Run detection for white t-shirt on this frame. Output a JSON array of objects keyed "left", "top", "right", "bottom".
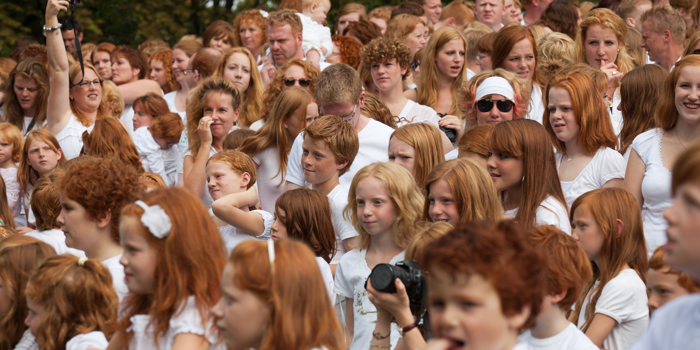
[
  {"left": 445, "top": 148, "right": 459, "bottom": 160},
  {"left": 396, "top": 100, "right": 441, "bottom": 128},
  {"left": 520, "top": 323, "right": 598, "bottom": 350},
  {"left": 298, "top": 13, "right": 333, "bottom": 59},
  {"left": 65, "top": 331, "right": 108, "bottom": 350},
  {"left": 0, "top": 108, "right": 45, "bottom": 135},
  {"left": 504, "top": 196, "right": 571, "bottom": 234},
  {"left": 179, "top": 147, "right": 217, "bottom": 209},
  {"left": 526, "top": 84, "right": 545, "bottom": 125},
  {"left": 102, "top": 254, "right": 129, "bottom": 303},
  {"left": 466, "top": 68, "right": 476, "bottom": 81},
  {"left": 556, "top": 147, "right": 626, "bottom": 209},
  {"left": 133, "top": 126, "right": 168, "bottom": 184},
  {"left": 163, "top": 91, "right": 188, "bottom": 154},
  {"left": 120, "top": 105, "right": 134, "bottom": 136},
  {"left": 252, "top": 146, "right": 285, "bottom": 213},
  {"left": 629, "top": 294, "right": 700, "bottom": 350},
  {"left": 162, "top": 146, "right": 180, "bottom": 187},
  {"left": 576, "top": 269, "right": 649, "bottom": 350},
  {"left": 54, "top": 115, "right": 89, "bottom": 160},
  {"left": 14, "top": 329, "right": 38, "bottom": 350},
  {"left": 128, "top": 295, "right": 226, "bottom": 350},
  {"left": 217, "top": 209, "right": 273, "bottom": 254},
  {"left": 334, "top": 249, "right": 405, "bottom": 350},
  {"left": 286, "top": 119, "right": 394, "bottom": 187},
  {"left": 25, "top": 229, "right": 86, "bottom": 257},
  {"left": 316, "top": 256, "right": 335, "bottom": 304},
  {"left": 327, "top": 184, "right": 359, "bottom": 265}
]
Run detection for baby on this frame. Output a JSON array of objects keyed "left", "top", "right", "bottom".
[{"left": 298, "top": 0, "right": 333, "bottom": 68}]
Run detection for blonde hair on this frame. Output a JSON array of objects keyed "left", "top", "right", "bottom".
[
  {"left": 390, "top": 123, "right": 445, "bottom": 188},
  {"left": 214, "top": 47, "right": 264, "bottom": 128},
  {"left": 385, "top": 14, "right": 424, "bottom": 42},
  {"left": 0, "top": 123, "right": 24, "bottom": 163},
  {"left": 640, "top": 4, "right": 686, "bottom": 45},
  {"left": 537, "top": 32, "right": 576, "bottom": 78},
  {"left": 100, "top": 80, "right": 124, "bottom": 118},
  {"left": 576, "top": 8, "right": 635, "bottom": 74},
  {"left": 405, "top": 221, "right": 453, "bottom": 262}
]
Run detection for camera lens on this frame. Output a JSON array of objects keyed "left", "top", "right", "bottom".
[{"left": 370, "top": 264, "right": 397, "bottom": 293}]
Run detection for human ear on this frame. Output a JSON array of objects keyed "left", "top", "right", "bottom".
[
  {"left": 507, "top": 304, "right": 531, "bottom": 330},
  {"left": 336, "top": 160, "right": 349, "bottom": 171},
  {"left": 310, "top": 3, "right": 318, "bottom": 12},
  {"left": 625, "top": 18, "right": 635, "bottom": 28},
  {"left": 616, "top": 218, "right": 624, "bottom": 238},
  {"left": 240, "top": 172, "right": 251, "bottom": 188},
  {"left": 96, "top": 209, "right": 112, "bottom": 229},
  {"left": 551, "top": 290, "right": 567, "bottom": 304}
]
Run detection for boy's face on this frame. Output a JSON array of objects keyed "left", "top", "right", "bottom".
[
  {"left": 206, "top": 161, "right": 249, "bottom": 200},
  {"left": 663, "top": 182, "right": 700, "bottom": 280},
  {"left": 646, "top": 267, "right": 690, "bottom": 314},
  {"left": 301, "top": 137, "right": 345, "bottom": 186}
]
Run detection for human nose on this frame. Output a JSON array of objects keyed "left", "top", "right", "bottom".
[
  {"left": 647, "top": 292, "right": 660, "bottom": 310},
  {"left": 571, "top": 230, "right": 580, "bottom": 241},
  {"left": 486, "top": 154, "right": 497, "bottom": 170},
  {"left": 56, "top": 208, "right": 66, "bottom": 226},
  {"left": 119, "top": 254, "right": 128, "bottom": 267},
  {"left": 597, "top": 45, "right": 605, "bottom": 56},
  {"left": 211, "top": 298, "right": 223, "bottom": 318}
]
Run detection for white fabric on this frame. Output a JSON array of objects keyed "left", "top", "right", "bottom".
[
  {"left": 65, "top": 331, "right": 108, "bottom": 350},
  {"left": 526, "top": 84, "right": 545, "bottom": 125},
  {"left": 249, "top": 119, "right": 264, "bottom": 131},
  {"left": 54, "top": 115, "right": 88, "bottom": 160},
  {"left": 556, "top": 147, "right": 626, "bottom": 209},
  {"left": 0, "top": 109, "right": 45, "bottom": 136},
  {"left": 327, "top": 184, "right": 359, "bottom": 265},
  {"left": 120, "top": 105, "right": 134, "bottom": 136},
  {"left": 286, "top": 119, "right": 394, "bottom": 187},
  {"left": 396, "top": 100, "right": 441, "bottom": 127},
  {"left": 13, "top": 329, "right": 38, "bottom": 350},
  {"left": 161, "top": 146, "right": 180, "bottom": 187},
  {"left": 128, "top": 295, "right": 226, "bottom": 350},
  {"left": 218, "top": 209, "right": 273, "bottom": 254},
  {"left": 102, "top": 254, "right": 129, "bottom": 303},
  {"left": 466, "top": 68, "right": 476, "bottom": 81},
  {"left": 631, "top": 129, "right": 672, "bottom": 256},
  {"left": 629, "top": 294, "right": 700, "bottom": 350},
  {"left": 252, "top": 147, "right": 285, "bottom": 213},
  {"left": 475, "top": 76, "right": 515, "bottom": 100},
  {"left": 25, "top": 229, "right": 86, "bottom": 257},
  {"left": 0, "top": 167, "right": 22, "bottom": 225},
  {"left": 179, "top": 147, "right": 217, "bottom": 209},
  {"left": 609, "top": 87, "right": 623, "bottom": 137},
  {"left": 22, "top": 184, "right": 34, "bottom": 227},
  {"left": 334, "top": 249, "right": 404, "bottom": 350},
  {"left": 445, "top": 148, "right": 459, "bottom": 160},
  {"left": 520, "top": 323, "right": 598, "bottom": 350},
  {"left": 298, "top": 13, "right": 333, "bottom": 59},
  {"left": 316, "top": 256, "right": 336, "bottom": 304},
  {"left": 504, "top": 196, "right": 571, "bottom": 234},
  {"left": 576, "top": 269, "right": 649, "bottom": 350},
  {"left": 163, "top": 91, "right": 188, "bottom": 154},
  {"left": 133, "top": 127, "right": 168, "bottom": 184}
]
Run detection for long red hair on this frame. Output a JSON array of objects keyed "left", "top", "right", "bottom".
[
  {"left": 82, "top": 118, "right": 145, "bottom": 173},
  {"left": 18, "top": 129, "right": 66, "bottom": 195}
]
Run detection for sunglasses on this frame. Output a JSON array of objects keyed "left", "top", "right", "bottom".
[
  {"left": 284, "top": 78, "right": 311, "bottom": 87},
  {"left": 476, "top": 99, "right": 515, "bottom": 113},
  {"left": 411, "top": 60, "right": 420, "bottom": 71}
]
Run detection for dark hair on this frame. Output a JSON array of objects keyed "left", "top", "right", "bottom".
[
  {"left": 535, "top": 0, "right": 580, "bottom": 39},
  {"left": 391, "top": 2, "right": 425, "bottom": 18}
]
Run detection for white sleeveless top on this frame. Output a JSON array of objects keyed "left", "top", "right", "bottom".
[{"left": 54, "top": 115, "right": 89, "bottom": 160}]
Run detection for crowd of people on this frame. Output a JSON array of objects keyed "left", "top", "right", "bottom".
[{"left": 0, "top": 0, "right": 699, "bottom": 348}]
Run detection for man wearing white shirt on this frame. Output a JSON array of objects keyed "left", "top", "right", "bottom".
[
  {"left": 640, "top": 5, "right": 685, "bottom": 72},
  {"left": 475, "top": 0, "right": 505, "bottom": 32},
  {"left": 464, "top": 27, "right": 490, "bottom": 80}
]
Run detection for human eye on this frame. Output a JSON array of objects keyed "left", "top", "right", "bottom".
[
  {"left": 356, "top": 199, "right": 365, "bottom": 206},
  {"left": 498, "top": 153, "right": 509, "bottom": 159}
]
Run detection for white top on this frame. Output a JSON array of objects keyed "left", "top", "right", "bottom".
[
  {"left": 133, "top": 127, "right": 168, "bottom": 184},
  {"left": 0, "top": 108, "right": 45, "bottom": 136},
  {"left": 102, "top": 254, "right": 129, "bottom": 303},
  {"left": 128, "top": 295, "right": 225, "bottom": 350},
  {"left": 249, "top": 119, "right": 264, "bottom": 131},
  {"left": 609, "top": 87, "right": 623, "bottom": 137},
  {"left": 466, "top": 68, "right": 476, "bottom": 81},
  {"left": 120, "top": 105, "right": 134, "bottom": 136},
  {"left": 163, "top": 91, "right": 189, "bottom": 154},
  {"left": 315, "top": 256, "right": 335, "bottom": 304},
  {"left": 335, "top": 249, "right": 404, "bottom": 350},
  {"left": 504, "top": 195, "right": 571, "bottom": 234},
  {"left": 25, "top": 229, "right": 86, "bottom": 257},
  {"left": 54, "top": 115, "right": 89, "bottom": 160},
  {"left": 526, "top": 84, "right": 545, "bottom": 125},
  {"left": 297, "top": 13, "right": 333, "bottom": 59},
  {"left": 327, "top": 184, "right": 359, "bottom": 265},
  {"left": 630, "top": 129, "right": 672, "bottom": 256},
  {"left": 286, "top": 119, "right": 394, "bottom": 187},
  {"left": 22, "top": 184, "right": 34, "bottom": 227},
  {"left": 218, "top": 209, "right": 273, "bottom": 254},
  {"left": 162, "top": 146, "right": 179, "bottom": 187},
  {"left": 445, "top": 148, "right": 459, "bottom": 160},
  {"left": 0, "top": 167, "right": 22, "bottom": 224},
  {"left": 65, "top": 331, "right": 108, "bottom": 350},
  {"left": 396, "top": 100, "right": 441, "bottom": 127},
  {"left": 252, "top": 146, "right": 285, "bottom": 213},
  {"left": 179, "top": 147, "right": 217, "bottom": 208},
  {"left": 14, "top": 329, "right": 38, "bottom": 350},
  {"left": 520, "top": 323, "right": 598, "bottom": 350},
  {"left": 556, "top": 147, "right": 626, "bottom": 209},
  {"left": 576, "top": 269, "right": 649, "bottom": 350},
  {"left": 629, "top": 294, "right": 700, "bottom": 350}
]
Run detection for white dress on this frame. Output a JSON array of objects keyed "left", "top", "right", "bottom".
[
  {"left": 217, "top": 209, "right": 273, "bottom": 254},
  {"left": 25, "top": 229, "right": 86, "bottom": 257},
  {"left": 395, "top": 100, "right": 441, "bottom": 127},
  {"left": 298, "top": 13, "right": 333, "bottom": 61},
  {"left": 54, "top": 115, "right": 89, "bottom": 160},
  {"left": 65, "top": 331, "right": 109, "bottom": 350},
  {"left": 133, "top": 126, "right": 168, "bottom": 184},
  {"left": 556, "top": 147, "right": 626, "bottom": 209},
  {"left": 526, "top": 84, "right": 545, "bottom": 125},
  {"left": 629, "top": 294, "right": 700, "bottom": 350},
  {"left": 252, "top": 147, "right": 285, "bottom": 213},
  {"left": 504, "top": 195, "right": 571, "bottom": 234},
  {"left": 630, "top": 129, "right": 672, "bottom": 256},
  {"left": 0, "top": 167, "right": 22, "bottom": 225}
]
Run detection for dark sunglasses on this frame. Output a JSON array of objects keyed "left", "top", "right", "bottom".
[
  {"left": 476, "top": 99, "right": 514, "bottom": 113},
  {"left": 411, "top": 60, "right": 420, "bottom": 71},
  {"left": 284, "top": 78, "right": 311, "bottom": 87}
]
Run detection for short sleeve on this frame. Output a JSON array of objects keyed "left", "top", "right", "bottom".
[
  {"left": 536, "top": 197, "right": 571, "bottom": 235},
  {"left": 65, "top": 331, "right": 108, "bottom": 350},
  {"left": 169, "top": 296, "right": 220, "bottom": 345},
  {"left": 631, "top": 129, "right": 661, "bottom": 165},
  {"left": 251, "top": 209, "right": 274, "bottom": 240},
  {"left": 329, "top": 188, "right": 359, "bottom": 242},
  {"left": 333, "top": 251, "right": 356, "bottom": 299},
  {"left": 284, "top": 133, "right": 306, "bottom": 186},
  {"left": 134, "top": 128, "right": 167, "bottom": 180},
  {"left": 596, "top": 148, "right": 626, "bottom": 185},
  {"left": 595, "top": 271, "right": 649, "bottom": 324}
]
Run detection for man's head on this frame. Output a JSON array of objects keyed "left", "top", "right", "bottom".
[
  {"left": 302, "top": 115, "right": 359, "bottom": 184},
  {"left": 60, "top": 19, "right": 83, "bottom": 54},
  {"left": 618, "top": 0, "right": 653, "bottom": 30},
  {"left": 522, "top": 0, "right": 554, "bottom": 16},
  {"left": 435, "top": 0, "right": 476, "bottom": 30},
  {"left": 315, "top": 64, "right": 365, "bottom": 126},
  {"left": 188, "top": 48, "right": 222, "bottom": 87},
  {"left": 464, "top": 27, "right": 492, "bottom": 67},
  {"left": 409, "top": 0, "right": 443, "bottom": 23},
  {"left": 267, "top": 9, "right": 304, "bottom": 66},
  {"left": 640, "top": 5, "right": 686, "bottom": 64},
  {"left": 475, "top": 0, "right": 504, "bottom": 31}
]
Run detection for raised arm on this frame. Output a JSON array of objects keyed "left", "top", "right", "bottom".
[
  {"left": 45, "top": 0, "right": 73, "bottom": 135},
  {"left": 118, "top": 80, "right": 163, "bottom": 104},
  {"left": 210, "top": 187, "right": 266, "bottom": 236},
  {"left": 183, "top": 117, "right": 213, "bottom": 198}
]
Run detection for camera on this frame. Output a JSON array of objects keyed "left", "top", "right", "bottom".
[
  {"left": 365, "top": 260, "right": 426, "bottom": 309},
  {"left": 439, "top": 125, "right": 458, "bottom": 144}
]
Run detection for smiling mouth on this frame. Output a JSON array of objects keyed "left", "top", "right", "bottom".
[
  {"left": 489, "top": 172, "right": 501, "bottom": 178},
  {"left": 685, "top": 103, "right": 700, "bottom": 109}
]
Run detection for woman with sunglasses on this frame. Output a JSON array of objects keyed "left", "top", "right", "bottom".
[{"left": 462, "top": 69, "right": 528, "bottom": 129}]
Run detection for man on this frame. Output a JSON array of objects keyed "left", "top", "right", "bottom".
[
  {"left": 433, "top": 0, "right": 475, "bottom": 30},
  {"left": 60, "top": 19, "right": 83, "bottom": 54},
  {"left": 185, "top": 47, "right": 222, "bottom": 88},
  {"left": 618, "top": 0, "right": 653, "bottom": 31},
  {"left": 410, "top": 0, "right": 443, "bottom": 23},
  {"left": 640, "top": 5, "right": 685, "bottom": 71},
  {"left": 520, "top": 0, "right": 552, "bottom": 26},
  {"left": 463, "top": 27, "right": 491, "bottom": 79},
  {"left": 475, "top": 0, "right": 504, "bottom": 32}
]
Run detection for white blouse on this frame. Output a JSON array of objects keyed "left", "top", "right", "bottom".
[{"left": 556, "top": 147, "right": 626, "bottom": 209}]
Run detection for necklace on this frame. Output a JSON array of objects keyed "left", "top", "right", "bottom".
[
  {"left": 676, "top": 130, "right": 688, "bottom": 150},
  {"left": 566, "top": 151, "right": 584, "bottom": 161}
]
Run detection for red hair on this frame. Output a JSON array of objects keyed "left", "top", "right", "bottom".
[
  {"left": 111, "top": 45, "right": 148, "bottom": 80},
  {"left": 492, "top": 25, "right": 545, "bottom": 88},
  {"left": 133, "top": 92, "right": 171, "bottom": 118},
  {"left": 648, "top": 246, "right": 700, "bottom": 293},
  {"left": 149, "top": 112, "right": 184, "bottom": 144},
  {"left": 655, "top": 55, "right": 700, "bottom": 130},
  {"left": 18, "top": 129, "right": 66, "bottom": 195},
  {"left": 82, "top": 118, "right": 145, "bottom": 173},
  {"left": 148, "top": 50, "right": 181, "bottom": 94}
]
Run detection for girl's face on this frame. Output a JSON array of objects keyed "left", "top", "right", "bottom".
[
  {"left": 388, "top": 137, "right": 416, "bottom": 177},
  {"left": 69, "top": 68, "right": 103, "bottom": 113},
  {"left": 14, "top": 76, "right": 39, "bottom": 115},
  {"left": 571, "top": 203, "right": 606, "bottom": 263},
  {"left": 93, "top": 51, "right": 113, "bottom": 80},
  {"left": 355, "top": 176, "right": 397, "bottom": 236},
  {"left": 0, "top": 135, "right": 15, "bottom": 166},
  {"left": 27, "top": 140, "right": 62, "bottom": 176},
  {"left": 56, "top": 195, "right": 102, "bottom": 252},
  {"left": 239, "top": 21, "right": 265, "bottom": 53},
  {"left": 224, "top": 53, "right": 252, "bottom": 93},
  {"left": 674, "top": 65, "right": 700, "bottom": 125},
  {"left": 646, "top": 267, "right": 690, "bottom": 314},
  {"left": 282, "top": 65, "right": 310, "bottom": 90},
  {"left": 212, "top": 263, "right": 270, "bottom": 350},
  {"left": 206, "top": 161, "right": 247, "bottom": 200},
  {"left": 24, "top": 296, "right": 46, "bottom": 336},
  {"left": 548, "top": 86, "right": 579, "bottom": 144},
  {"left": 208, "top": 34, "right": 233, "bottom": 52},
  {"left": 584, "top": 25, "right": 619, "bottom": 69},
  {"left": 502, "top": 39, "right": 535, "bottom": 83},
  {"left": 405, "top": 23, "right": 427, "bottom": 58},
  {"left": 149, "top": 59, "right": 168, "bottom": 90},
  {"left": 436, "top": 39, "right": 466, "bottom": 81},
  {"left": 204, "top": 92, "right": 240, "bottom": 139},
  {"left": 111, "top": 56, "right": 138, "bottom": 85},
  {"left": 119, "top": 216, "right": 158, "bottom": 295},
  {"left": 371, "top": 58, "right": 406, "bottom": 92},
  {"left": 428, "top": 267, "right": 525, "bottom": 350},
  {"left": 0, "top": 276, "right": 10, "bottom": 317},
  {"left": 336, "top": 12, "right": 360, "bottom": 35},
  {"left": 284, "top": 103, "right": 318, "bottom": 141},
  {"left": 271, "top": 209, "right": 288, "bottom": 240},
  {"left": 476, "top": 94, "right": 515, "bottom": 125},
  {"left": 428, "top": 179, "right": 459, "bottom": 226},
  {"left": 370, "top": 17, "right": 388, "bottom": 35},
  {"left": 132, "top": 104, "right": 154, "bottom": 130},
  {"left": 486, "top": 149, "right": 523, "bottom": 192},
  {"left": 172, "top": 48, "right": 191, "bottom": 82}
]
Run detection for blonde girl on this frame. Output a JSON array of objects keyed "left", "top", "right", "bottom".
[
  {"left": 336, "top": 162, "right": 424, "bottom": 350},
  {"left": 389, "top": 122, "right": 445, "bottom": 188},
  {"left": 214, "top": 47, "right": 264, "bottom": 128},
  {"left": 0, "top": 123, "right": 23, "bottom": 225},
  {"left": 571, "top": 188, "right": 649, "bottom": 350}
]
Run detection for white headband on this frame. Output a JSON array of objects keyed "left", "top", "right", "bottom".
[{"left": 475, "top": 77, "right": 515, "bottom": 101}]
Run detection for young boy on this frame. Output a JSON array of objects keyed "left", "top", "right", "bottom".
[
  {"left": 647, "top": 246, "right": 700, "bottom": 314},
  {"left": 298, "top": 0, "right": 333, "bottom": 69},
  {"left": 521, "top": 226, "right": 598, "bottom": 350},
  {"left": 301, "top": 115, "right": 359, "bottom": 270}
]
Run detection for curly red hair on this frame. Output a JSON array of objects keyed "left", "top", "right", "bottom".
[{"left": 331, "top": 35, "right": 362, "bottom": 69}]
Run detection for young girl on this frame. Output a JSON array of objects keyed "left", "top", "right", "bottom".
[
  {"left": 25, "top": 254, "right": 119, "bottom": 350},
  {"left": 0, "top": 235, "right": 56, "bottom": 350},
  {"left": 239, "top": 87, "right": 318, "bottom": 212},
  {"left": 0, "top": 123, "right": 23, "bottom": 226},
  {"left": 487, "top": 119, "right": 571, "bottom": 233},
  {"left": 389, "top": 123, "right": 444, "bottom": 188},
  {"left": 209, "top": 150, "right": 273, "bottom": 254},
  {"left": 423, "top": 158, "right": 503, "bottom": 227},
  {"left": 109, "top": 187, "right": 227, "bottom": 350},
  {"left": 213, "top": 47, "right": 264, "bottom": 128},
  {"left": 571, "top": 188, "right": 649, "bottom": 350},
  {"left": 212, "top": 239, "right": 344, "bottom": 350},
  {"left": 336, "top": 162, "right": 424, "bottom": 350},
  {"left": 545, "top": 70, "right": 625, "bottom": 209},
  {"left": 132, "top": 93, "right": 170, "bottom": 131}
]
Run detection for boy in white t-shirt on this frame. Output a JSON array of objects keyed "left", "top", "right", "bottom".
[
  {"left": 301, "top": 115, "right": 360, "bottom": 272},
  {"left": 298, "top": 0, "right": 333, "bottom": 69}
]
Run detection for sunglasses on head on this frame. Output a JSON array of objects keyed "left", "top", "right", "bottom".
[
  {"left": 476, "top": 99, "right": 515, "bottom": 113},
  {"left": 283, "top": 78, "right": 311, "bottom": 87}
]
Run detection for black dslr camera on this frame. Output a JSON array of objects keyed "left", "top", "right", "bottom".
[{"left": 365, "top": 260, "right": 426, "bottom": 309}]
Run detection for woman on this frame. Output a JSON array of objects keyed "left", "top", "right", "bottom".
[
  {"left": 233, "top": 9, "right": 268, "bottom": 64},
  {"left": 91, "top": 42, "right": 115, "bottom": 80},
  {"left": 336, "top": 3, "right": 367, "bottom": 35},
  {"left": 575, "top": 8, "right": 635, "bottom": 136},
  {"left": 461, "top": 69, "right": 528, "bottom": 129},
  {"left": 0, "top": 58, "right": 49, "bottom": 135},
  {"left": 535, "top": 0, "right": 582, "bottom": 40},
  {"left": 385, "top": 14, "right": 427, "bottom": 65},
  {"left": 148, "top": 49, "right": 180, "bottom": 94},
  {"left": 82, "top": 118, "right": 145, "bottom": 173},
  {"left": 328, "top": 34, "right": 363, "bottom": 69},
  {"left": 203, "top": 20, "right": 235, "bottom": 53},
  {"left": 165, "top": 39, "right": 204, "bottom": 123},
  {"left": 624, "top": 56, "right": 700, "bottom": 257},
  {"left": 214, "top": 47, "right": 264, "bottom": 129}
]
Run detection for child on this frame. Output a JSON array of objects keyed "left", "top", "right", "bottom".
[
  {"left": 423, "top": 158, "right": 503, "bottom": 226},
  {"left": 0, "top": 123, "right": 23, "bottom": 226},
  {"left": 389, "top": 123, "right": 444, "bottom": 188},
  {"left": 647, "top": 246, "right": 700, "bottom": 314},
  {"left": 298, "top": 0, "right": 333, "bottom": 68},
  {"left": 148, "top": 112, "right": 184, "bottom": 186},
  {"left": 571, "top": 188, "right": 649, "bottom": 350},
  {"left": 82, "top": 118, "right": 145, "bottom": 173},
  {"left": 132, "top": 93, "right": 171, "bottom": 132},
  {"left": 335, "top": 162, "right": 424, "bottom": 350},
  {"left": 223, "top": 128, "right": 255, "bottom": 150},
  {"left": 521, "top": 225, "right": 598, "bottom": 350},
  {"left": 301, "top": 115, "right": 359, "bottom": 267},
  {"left": 25, "top": 255, "right": 119, "bottom": 350},
  {"left": 110, "top": 187, "right": 227, "bottom": 350},
  {"left": 138, "top": 172, "right": 167, "bottom": 192},
  {"left": 0, "top": 235, "right": 56, "bottom": 350},
  {"left": 487, "top": 119, "right": 571, "bottom": 234},
  {"left": 209, "top": 150, "right": 273, "bottom": 254}
]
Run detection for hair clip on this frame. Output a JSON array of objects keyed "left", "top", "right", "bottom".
[
  {"left": 78, "top": 257, "right": 88, "bottom": 266},
  {"left": 260, "top": 10, "right": 269, "bottom": 18},
  {"left": 134, "top": 200, "right": 172, "bottom": 239}
]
